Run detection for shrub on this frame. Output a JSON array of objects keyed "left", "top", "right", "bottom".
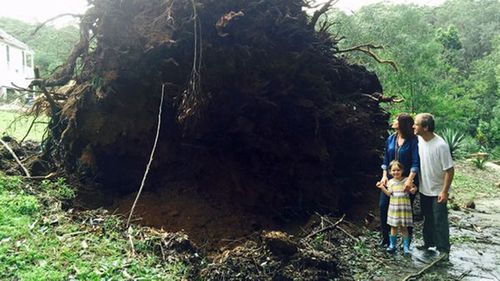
[
  {"left": 491, "top": 146, "right": 500, "bottom": 160},
  {"left": 440, "top": 128, "right": 465, "bottom": 159},
  {"left": 455, "top": 136, "right": 481, "bottom": 159},
  {"left": 471, "top": 154, "right": 488, "bottom": 169}
]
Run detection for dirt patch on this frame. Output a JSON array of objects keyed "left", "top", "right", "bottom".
[
  {"left": 111, "top": 182, "right": 287, "bottom": 250},
  {"left": 107, "top": 177, "right": 378, "bottom": 251}
]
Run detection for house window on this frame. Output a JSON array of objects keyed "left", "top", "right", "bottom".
[
  {"left": 26, "top": 53, "right": 32, "bottom": 68},
  {"left": 5, "top": 45, "right": 9, "bottom": 63},
  {"left": 22, "top": 51, "right": 25, "bottom": 69}
]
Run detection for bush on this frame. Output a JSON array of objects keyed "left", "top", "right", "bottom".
[
  {"left": 455, "top": 135, "right": 481, "bottom": 159},
  {"left": 440, "top": 128, "right": 465, "bottom": 159},
  {"left": 471, "top": 153, "right": 489, "bottom": 170},
  {"left": 491, "top": 146, "right": 500, "bottom": 160}
]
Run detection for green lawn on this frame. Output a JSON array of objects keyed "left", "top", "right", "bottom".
[
  {"left": 0, "top": 110, "right": 48, "bottom": 142},
  {"left": 0, "top": 175, "right": 189, "bottom": 280}
]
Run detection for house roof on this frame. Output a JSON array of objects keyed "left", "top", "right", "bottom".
[{"left": 0, "top": 28, "right": 32, "bottom": 51}]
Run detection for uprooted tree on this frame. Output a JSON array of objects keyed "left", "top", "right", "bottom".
[{"left": 30, "top": 0, "right": 391, "bottom": 242}]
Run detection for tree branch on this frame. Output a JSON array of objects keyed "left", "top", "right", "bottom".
[
  {"left": 337, "top": 44, "right": 398, "bottom": 71},
  {"left": 309, "top": 0, "right": 339, "bottom": 29},
  {"left": 31, "top": 13, "right": 83, "bottom": 36},
  {"left": 44, "top": 8, "right": 96, "bottom": 87},
  {"left": 30, "top": 68, "right": 60, "bottom": 115},
  {"left": 0, "top": 138, "right": 31, "bottom": 177},
  {"left": 305, "top": 214, "right": 345, "bottom": 239},
  {"left": 402, "top": 253, "right": 448, "bottom": 281}
]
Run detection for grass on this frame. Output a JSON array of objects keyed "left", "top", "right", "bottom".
[
  {"left": 0, "top": 110, "right": 48, "bottom": 142},
  {"left": 451, "top": 160, "right": 499, "bottom": 207},
  {"left": 0, "top": 157, "right": 496, "bottom": 280},
  {"left": 0, "top": 174, "right": 189, "bottom": 281}
]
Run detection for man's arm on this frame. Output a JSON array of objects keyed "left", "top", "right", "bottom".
[{"left": 438, "top": 167, "right": 454, "bottom": 203}]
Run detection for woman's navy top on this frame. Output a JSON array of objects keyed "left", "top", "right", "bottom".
[{"left": 381, "top": 133, "right": 420, "bottom": 185}]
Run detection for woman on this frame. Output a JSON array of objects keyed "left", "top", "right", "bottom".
[{"left": 379, "top": 113, "right": 419, "bottom": 247}]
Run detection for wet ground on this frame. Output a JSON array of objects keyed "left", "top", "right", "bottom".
[
  {"left": 352, "top": 197, "right": 500, "bottom": 281},
  {"left": 442, "top": 198, "right": 500, "bottom": 281}
]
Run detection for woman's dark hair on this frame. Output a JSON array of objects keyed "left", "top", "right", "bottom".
[{"left": 397, "top": 113, "right": 415, "bottom": 139}]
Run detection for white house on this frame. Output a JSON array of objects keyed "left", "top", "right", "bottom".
[{"left": 0, "top": 28, "right": 34, "bottom": 98}]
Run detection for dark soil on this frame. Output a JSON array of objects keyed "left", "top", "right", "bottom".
[{"left": 31, "top": 0, "right": 389, "bottom": 267}]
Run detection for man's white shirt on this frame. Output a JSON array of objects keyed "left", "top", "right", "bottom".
[{"left": 418, "top": 134, "right": 454, "bottom": 196}]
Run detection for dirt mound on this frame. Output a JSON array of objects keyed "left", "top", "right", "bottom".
[
  {"left": 33, "top": 0, "right": 388, "bottom": 252},
  {"left": 71, "top": 209, "right": 358, "bottom": 280},
  {"left": 0, "top": 136, "right": 47, "bottom": 176},
  {"left": 201, "top": 232, "right": 339, "bottom": 280}
]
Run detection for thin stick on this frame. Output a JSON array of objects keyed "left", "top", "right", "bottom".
[
  {"left": 401, "top": 253, "right": 448, "bottom": 281},
  {"left": 336, "top": 225, "right": 358, "bottom": 241},
  {"left": 309, "top": 0, "right": 339, "bottom": 28},
  {"left": 126, "top": 84, "right": 165, "bottom": 227},
  {"left": 306, "top": 214, "right": 345, "bottom": 239},
  {"left": 0, "top": 138, "right": 31, "bottom": 177},
  {"left": 10, "top": 83, "right": 45, "bottom": 94},
  {"left": 457, "top": 270, "right": 472, "bottom": 280},
  {"left": 31, "top": 13, "right": 83, "bottom": 35},
  {"left": 20, "top": 115, "right": 38, "bottom": 144},
  {"left": 60, "top": 230, "right": 90, "bottom": 239},
  {"left": 321, "top": 214, "right": 359, "bottom": 241},
  {"left": 28, "top": 172, "right": 58, "bottom": 180},
  {"left": 127, "top": 226, "right": 136, "bottom": 257}
]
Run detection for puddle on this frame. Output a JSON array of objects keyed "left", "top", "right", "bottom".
[
  {"left": 362, "top": 198, "right": 500, "bottom": 281},
  {"left": 412, "top": 199, "right": 500, "bottom": 281}
]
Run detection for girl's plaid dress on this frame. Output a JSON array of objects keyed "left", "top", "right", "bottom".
[{"left": 387, "top": 178, "right": 413, "bottom": 227}]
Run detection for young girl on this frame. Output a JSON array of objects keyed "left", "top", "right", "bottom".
[{"left": 377, "top": 160, "right": 417, "bottom": 254}]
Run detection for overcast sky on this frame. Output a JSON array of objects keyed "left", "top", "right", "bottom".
[{"left": 0, "top": 0, "right": 446, "bottom": 24}]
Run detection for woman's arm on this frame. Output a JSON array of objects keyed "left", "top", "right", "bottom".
[
  {"left": 404, "top": 171, "right": 417, "bottom": 191},
  {"left": 405, "top": 137, "right": 420, "bottom": 191},
  {"left": 380, "top": 135, "right": 393, "bottom": 185}
]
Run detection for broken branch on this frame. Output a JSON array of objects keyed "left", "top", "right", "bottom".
[
  {"left": 337, "top": 44, "right": 398, "bottom": 71},
  {"left": 31, "top": 13, "right": 83, "bottom": 36},
  {"left": 309, "top": 0, "right": 339, "bottom": 29},
  {"left": 306, "top": 214, "right": 345, "bottom": 239},
  {"left": 0, "top": 138, "right": 31, "bottom": 177},
  {"left": 402, "top": 253, "right": 448, "bottom": 281},
  {"left": 19, "top": 115, "right": 38, "bottom": 144}
]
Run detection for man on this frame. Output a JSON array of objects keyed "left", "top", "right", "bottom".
[{"left": 413, "top": 113, "right": 454, "bottom": 256}]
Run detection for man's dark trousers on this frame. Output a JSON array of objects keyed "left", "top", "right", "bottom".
[{"left": 420, "top": 193, "right": 450, "bottom": 252}]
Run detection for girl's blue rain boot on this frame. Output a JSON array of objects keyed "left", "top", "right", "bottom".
[
  {"left": 386, "top": 235, "right": 397, "bottom": 253},
  {"left": 403, "top": 237, "right": 411, "bottom": 254}
]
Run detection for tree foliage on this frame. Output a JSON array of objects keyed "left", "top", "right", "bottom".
[
  {"left": 0, "top": 17, "right": 79, "bottom": 77},
  {"left": 329, "top": 0, "right": 499, "bottom": 156}
]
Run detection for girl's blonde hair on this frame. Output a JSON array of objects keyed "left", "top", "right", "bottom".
[{"left": 389, "top": 160, "right": 404, "bottom": 171}]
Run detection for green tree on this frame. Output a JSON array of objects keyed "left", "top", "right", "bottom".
[
  {"left": 327, "top": 0, "right": 499, "bottom": 152},
  {"left": 434, "top": 0, "right": 500, "bottom": 65},
  {"left": 331, "top": 4, "right": 474, "bottom": 131},
  {"left": 467, "top": 36, "right": 500, "bottom": 149},
  {"left": 0, "top": 17, "right": 79, "bottom": 77}
]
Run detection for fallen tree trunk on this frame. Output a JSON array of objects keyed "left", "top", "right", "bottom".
[{"left": 40, "top": 0, "right": 389, "bottom": 244}]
